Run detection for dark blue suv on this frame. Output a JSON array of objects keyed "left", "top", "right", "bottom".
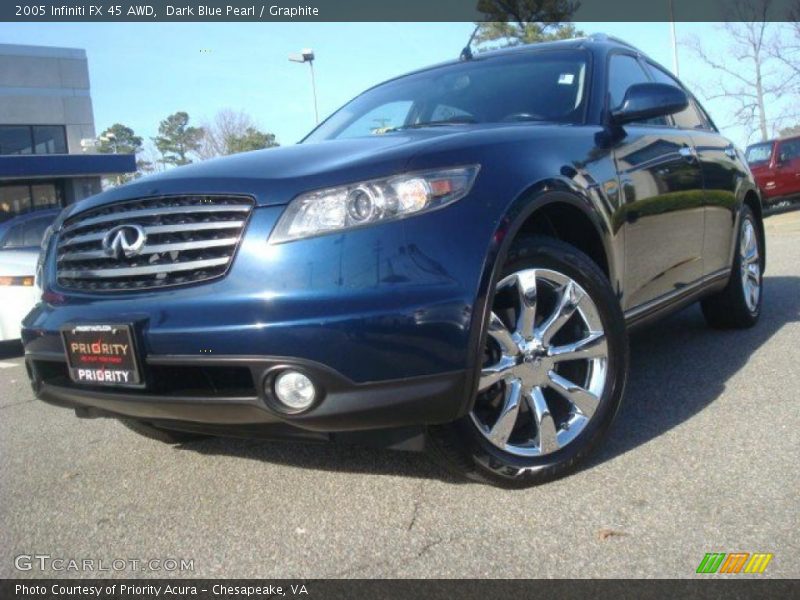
[{"left": 23, "top": 36, "right": 765, "bottom": 487}]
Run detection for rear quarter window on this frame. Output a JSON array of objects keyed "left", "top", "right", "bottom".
[{"left": 0, "top": 223, "right": 24, "bottom": 248}]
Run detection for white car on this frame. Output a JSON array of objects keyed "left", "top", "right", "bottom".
[
  {"left": 0, "top": 209, "right": 59, "bottom": 342},
  {"left": 0, "top": 249, "right": 40, "bottom": 341}
]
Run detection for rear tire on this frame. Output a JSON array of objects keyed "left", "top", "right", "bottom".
[
  {"left": 119, "top": 419, "right": 210, "bottom": 444},
  {"left": 701, "top": 205, "right": 763, "bottom": 329},
  {"left": 428, "top": 235, "right": 628, "bottom": 488}
]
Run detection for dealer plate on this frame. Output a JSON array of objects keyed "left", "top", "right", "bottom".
[{"left": 61, "top": 324, "right": 142, "bottom": 386}]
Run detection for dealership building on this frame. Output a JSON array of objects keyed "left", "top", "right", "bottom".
[{"left": 0, "top": 43, "right": 135, "bottom": 221}]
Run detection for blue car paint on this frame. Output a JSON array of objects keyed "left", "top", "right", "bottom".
[{"left": 25, "top": 124, "right": 611, "bottom": 393}]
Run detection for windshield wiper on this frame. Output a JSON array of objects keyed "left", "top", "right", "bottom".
[{"left": 384, "top": 117, "right": 477, "bottom": 133}]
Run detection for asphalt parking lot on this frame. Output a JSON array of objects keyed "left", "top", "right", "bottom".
[{"left": 1, "top": 210, "right": 798, "bottom": 579}]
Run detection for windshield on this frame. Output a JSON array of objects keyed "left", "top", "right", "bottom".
[
  {"left": 305, "top": 49, "right": 589, "bottom": 142},
  {"left": 745, "top": 142, "right": 773, "bottom": 165}
]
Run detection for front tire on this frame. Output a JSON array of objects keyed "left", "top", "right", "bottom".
[
  {"left": 701, "top": 205, "right": 763, "bottom": 329},
  {"left": 428, "top": 236, "right": 628, "bottom": 488}
]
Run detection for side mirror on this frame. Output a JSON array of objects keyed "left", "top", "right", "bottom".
[{"left": 611, "top": 83, "right": 689, "bottom": 125}]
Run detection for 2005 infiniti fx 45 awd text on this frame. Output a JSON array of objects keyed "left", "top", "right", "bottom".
[{"left": 23, "top": 35, "right": 765, "bottom": 488}]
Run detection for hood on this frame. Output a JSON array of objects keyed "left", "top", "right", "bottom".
[{"left": 57, "top": 122, "right": 578, "bottom": 223}]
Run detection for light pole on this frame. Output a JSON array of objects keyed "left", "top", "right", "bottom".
[
  {"left": 289, "top": 48, "right": 319, "bottom": 124},
  {"left": 669, "top": 0, "right": 680, "bottom": 77}
]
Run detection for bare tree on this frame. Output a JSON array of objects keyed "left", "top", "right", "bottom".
[
  {"left": 767, "top": 1, "right": 800, "bottom": 94},
  {"left": 197, "top": 109, "right": 278, "bottom": 160},
  {"left": 138, "top": 140, "right": 167, "bottom": 175},
  {"left": 685, "top": 0, "right": 789, "bottom": 142}
]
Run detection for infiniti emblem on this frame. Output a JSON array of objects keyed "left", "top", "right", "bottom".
[{"left": 102, "top": 224, "right": 147, "bottom": 259}]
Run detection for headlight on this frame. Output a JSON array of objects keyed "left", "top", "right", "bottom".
[{"left": 269, "top": 165, "right": 480, "bottom": 243}]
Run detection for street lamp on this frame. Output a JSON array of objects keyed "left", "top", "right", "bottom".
[{"left": 289, "top": 48, "right": 319, "bottom": 124}]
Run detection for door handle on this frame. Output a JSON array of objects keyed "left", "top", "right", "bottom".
[
  {"left": 724, "top": 145, "right": 737, "bottom": 159},
  {"left": 679, "top": 146, "right": 698, "bottom": 162}
]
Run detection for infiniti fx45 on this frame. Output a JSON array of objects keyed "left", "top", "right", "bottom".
[{"left": 23, "top": 36, "right": 765, "bottom": 487}]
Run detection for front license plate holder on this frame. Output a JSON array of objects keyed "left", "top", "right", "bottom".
[{"left": 61, "top": 323, "right": 143, "bottom": 387}]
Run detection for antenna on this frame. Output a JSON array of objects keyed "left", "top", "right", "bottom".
[{"left": 460, "top": 23, "right": 481, "bottom": 61}]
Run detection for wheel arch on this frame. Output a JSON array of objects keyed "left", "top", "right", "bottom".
[
  {"left": 743, "top": 189, "right": 766, "bottom": 273},
  {"left": 459, "top": 179, "right": 618, "bottom": 416}
]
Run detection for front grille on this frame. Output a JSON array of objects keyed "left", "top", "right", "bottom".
[
  {"left": 33, "top": 360, "right": 257, "bottom": 398},
  {"left": 55, "top": 195, "right": 254, "bottom": 292}
]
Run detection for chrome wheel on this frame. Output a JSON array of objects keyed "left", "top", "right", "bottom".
[
  {"left": 471, "top": 268, "right": 609, "bottom": 457},
  {"left": 740, "top": 218, "right": 761, "bottom": 313}
]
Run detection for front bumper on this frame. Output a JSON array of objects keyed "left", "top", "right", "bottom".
[
  {"left": 23, "top": 202, "right": 495, "bottom": 433},
  {"left": 27, "top": 353, "right": 468, "bottom": 432}
]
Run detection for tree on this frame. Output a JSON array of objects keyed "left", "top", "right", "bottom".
[
  {"left": 767, "top": 1, "right": 800, "bottom": 99},
  {"left": 685, "top": 0, "right": 790, "bottom": 142},
  {"left": 779, "top": 124, "right": 800, "bottom": 138},
  {"left": 474, "top": 0, "right": 581, "bottom": 50},
  {"left": 97, "top": 123, "right": 146, "bottom": 184},
  {"left": 97, "top": 123, "right": 142, "bottom": 155},
  {"left": 196, "top": 109, "right": 279, "bottom": 160},
  {"left": 138, "top": 141, "right": 166, "bottom": 175},
  {"left": 226, "top": 128, "right": 279, "bottom": 154},
  {"left": 153, "top": 112, "right": 204, "bottom": 166}
]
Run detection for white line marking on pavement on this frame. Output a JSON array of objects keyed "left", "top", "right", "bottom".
[{"left": 0, "top": 361, "right": 20, "bottom": 368}]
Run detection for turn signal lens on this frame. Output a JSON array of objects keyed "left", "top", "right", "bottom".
[{"left": 0, "top": 276, "right": 34, "bottom": 286}]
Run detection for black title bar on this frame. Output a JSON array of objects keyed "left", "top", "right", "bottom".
[
  {"left": 2, "top": 579, "right": 799, "bottom": 600},
  {"left": 2, "top": 0, "right": 800, "bottom": 22}
]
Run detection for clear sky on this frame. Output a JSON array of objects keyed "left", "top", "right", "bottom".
[{"left": 0, "top": 21, "right": 793, "bottom": 152}]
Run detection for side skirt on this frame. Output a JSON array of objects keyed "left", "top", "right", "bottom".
[{"left": 624, "top": 269, "right": 730, "bottom": 331}]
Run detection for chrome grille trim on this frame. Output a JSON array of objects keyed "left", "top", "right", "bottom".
[
  {"left": 59, "top": 221, "right": 246, "bottom": 248},
  {"left": 60, "top": 203, "right": 252, "bottom": 235},
  {"left": 59, "top": 257, "right": 231, "bottom": 279},
  {"left": 57, "top": 237, "right": 240, "bottom": 263},
  {"left": 55, "top": 195, "right": 254, "bottom": 292}
]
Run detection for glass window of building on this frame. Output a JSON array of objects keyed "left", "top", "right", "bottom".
[
  {"left": 31, "top": 183, "right": 62, "bottom": 210},
  {"left": 33, "top": 126, "right": 68, "bottom": 154},
  {"left": 0, "top": 185, "right": 32, "bottom": 221},
  {"left": 0, "top": 126, "right": 34, "bottom": 155},
  {"left": 0, "top": 125, "right": 67, "bottom": 154},
  {"left": 0, "top": 183, "right": 62, "bottom": 222}
]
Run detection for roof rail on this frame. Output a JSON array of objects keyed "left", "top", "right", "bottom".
[{"left": 587, "top": 33, "right": 641, "bottom": 52}]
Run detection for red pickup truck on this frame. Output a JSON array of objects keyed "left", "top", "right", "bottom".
[{"left": 746, "top": 135, "right": 800, "bottom": 206}]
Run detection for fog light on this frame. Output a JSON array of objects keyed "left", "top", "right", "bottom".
[{"left": 273, "top": 370, "right": 316, "bottom": 410}]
